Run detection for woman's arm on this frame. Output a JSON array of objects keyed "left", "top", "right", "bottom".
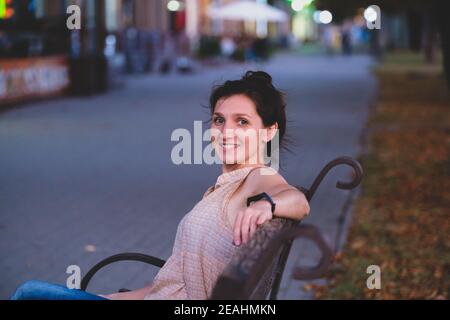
[
  {"left": 268, "top": 185, "right": 310, "bottom": 220},
  {"left": 233, "top": 168, "right": 310, "bottom": 246}
]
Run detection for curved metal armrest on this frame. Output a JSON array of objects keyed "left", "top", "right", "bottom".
[
  {"left": 290, "top": 224, "right": 334, "bottom": 280},
  {"left": 246, "top": 223, "right": 333, "bottom": 283},
  {"left": 297, "top": 156, "right": 363, "bottom": 202},
  {"left": 80, "top": 252, "right": 166, "bottom": 291}
]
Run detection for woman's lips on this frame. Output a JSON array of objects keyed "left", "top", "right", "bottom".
[{"left": 219, "top": 142, "right": 240, "bottom": 150}]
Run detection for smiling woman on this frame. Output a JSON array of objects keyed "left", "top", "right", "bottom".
[
  {"left": 211, "top": 94, "right": 276, "bottom": 168},
  {"left": 10, "top": 70, "right": 310, "bottom": 300},
  {"left": 209, "top": 71, "right": 287, "bottom": 167},
  {"left": 139, "top": 70, "right": 309, "bottom": 300}
]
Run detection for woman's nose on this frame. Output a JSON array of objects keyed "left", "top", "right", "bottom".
[
  {"left": 221, "top": 127, "right": 238, "bottom": 141},
  {"left": 221, "top": 121, "right": 238, "bottom": 134}
]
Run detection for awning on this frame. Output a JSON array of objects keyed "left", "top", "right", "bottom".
[{"left": 207, "top": 1, "right": 288, "bottom": 22}]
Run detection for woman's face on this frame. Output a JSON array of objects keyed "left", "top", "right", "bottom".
[{"left": 211, "top": 94, "right": 276, "bottom": 167}]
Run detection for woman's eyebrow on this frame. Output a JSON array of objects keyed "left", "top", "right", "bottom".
[
  {"left": 233, "top": 113, "right": 251, "bottom": 118},
  {"left": 213, "top": 112, "right": 252, "bottom": 118}
]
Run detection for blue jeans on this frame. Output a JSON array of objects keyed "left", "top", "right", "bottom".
[{"left": 10, "top": 280, "right": 108, "bottom": 300}]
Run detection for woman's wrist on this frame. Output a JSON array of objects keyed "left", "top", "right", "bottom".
[{"left": 249, "top": 199, "right": 273, "bottom": 215}]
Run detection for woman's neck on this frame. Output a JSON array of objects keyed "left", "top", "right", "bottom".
[{"left": 221, "top": 162, "right": 264, "bottom": 174}]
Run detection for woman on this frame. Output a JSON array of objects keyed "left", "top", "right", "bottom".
[{"left": 11, "top": 71, "right": 310, "bottom": 300}]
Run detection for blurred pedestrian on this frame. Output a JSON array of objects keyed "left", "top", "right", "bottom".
[
  {"left": 341, "top": 20, "right": 353, "bottom": 56},
  {"left": 158, "top": 31, "right": 176, "bottom": 75},
  {"left": 174, "top": 31, "right": 193, "bottom": 74},
  {"left": 220, "top": 36, "right": 236, "bottom": 58},
  {"left": 323, "top": 25, "right": 337, "bottom": 55}
]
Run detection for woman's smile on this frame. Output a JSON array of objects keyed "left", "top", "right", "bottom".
[{"left": 219, "top": 140, "right": 241, "bottom": 151}]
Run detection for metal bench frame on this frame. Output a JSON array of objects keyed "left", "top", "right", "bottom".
[{"left": 81, "top": 156, "right": 363, "bottom": 299}]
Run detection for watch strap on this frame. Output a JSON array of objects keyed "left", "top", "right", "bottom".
[{"left": 246, "top": 192, "right": 276, "bottom": 215}]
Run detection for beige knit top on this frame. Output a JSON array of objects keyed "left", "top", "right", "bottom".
[{"left": 144, "top": 165, "right": 265, "bottom": 300}]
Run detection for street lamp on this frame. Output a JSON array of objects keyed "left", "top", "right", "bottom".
[
  {"left": 364, "top": 6, "right": 378, "bottom": 22},
  {"left": 167, "top": 0, "right": 181, "bottom": 12},
  {"left": 291, "top": 0, "right": 313, "bottom": 12},
  {"left": 319, "top": 10, "right": 332, "bottom": 24}
]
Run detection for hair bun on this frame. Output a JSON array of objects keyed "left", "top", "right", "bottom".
[{"left": 242, "top": 71, "right": 272, "bottom": 85}]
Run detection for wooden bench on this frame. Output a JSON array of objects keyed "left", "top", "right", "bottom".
[{"left": 80, "top": 156, "right": 363, "bottom": 300}]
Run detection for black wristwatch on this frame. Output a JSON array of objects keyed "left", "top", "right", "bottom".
[{"left": 246, "top": 192, "right": 276, "bottom": 217}]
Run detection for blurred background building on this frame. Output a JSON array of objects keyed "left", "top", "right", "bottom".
[{"left": 1, "top": 0, "right": 448, "bottom": 106}]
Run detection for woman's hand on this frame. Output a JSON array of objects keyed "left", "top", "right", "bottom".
[
  {"left": 233, "top": 200, "right": 273, "bottom": 246},
  {"left": 98, "top": 285, "right": 153, "bottom": 300},
  {"left": 98, "top": 293, "right": 117, "bottom": 300}
]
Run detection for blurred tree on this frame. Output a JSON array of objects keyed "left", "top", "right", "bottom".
[{"left": 317, "top": 0, "right": 450, "bottom": 89}]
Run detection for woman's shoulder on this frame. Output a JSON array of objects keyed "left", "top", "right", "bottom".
[{"left": 243, "top": 166, "right": 290, "bottom": 195}]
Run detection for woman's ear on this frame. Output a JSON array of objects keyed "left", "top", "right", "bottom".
[{"left": 263, "top": 123, "right": 278, "bottom": 143}]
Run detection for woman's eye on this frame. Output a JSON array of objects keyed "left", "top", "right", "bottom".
[
  {"left": 213, "top": 117, "right": 224, "bottom": 125},
  {"left": 238, "top": 119, "right": 249, "bottom": 126}
]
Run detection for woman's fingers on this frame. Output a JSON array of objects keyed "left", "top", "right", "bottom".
[
  {"left": 249, "top": 215, "right": 258, "bottom": 239},
  {"left": 257, "top": 214, "right": 266, "bottom": 225},
  {"left": 240, "top": 212, "right": 252, "bottom": 244},
  {"left": 233, "top": 210, "right": 244, "bottom": 246},
  {"left": 234, "top": 207, "right": 273, "bottom": 246}
]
